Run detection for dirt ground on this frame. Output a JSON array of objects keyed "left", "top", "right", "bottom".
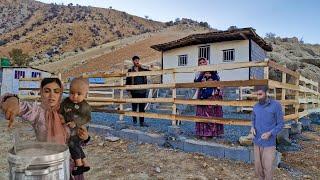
[{"left": 0, "top": 119, "right": 319, "bottom": 180}]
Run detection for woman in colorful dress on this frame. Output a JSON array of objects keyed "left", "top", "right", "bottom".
[{"left": 194, "top": 58, "right": 224, "bottom": 139}]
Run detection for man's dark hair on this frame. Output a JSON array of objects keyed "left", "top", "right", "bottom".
[
  {"left": 132, "top": 55, "right": 140, "bottom": 61},
  {"left": 253, "top": 85, "right": 268, "bottom": 93}
]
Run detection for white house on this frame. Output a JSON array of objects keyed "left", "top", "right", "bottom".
[
  {"left": 0, "top": 67, "right": 52, "bottom": 95},
  {"left": 151, "top": 27, "right": 272, "bottom": 83}
]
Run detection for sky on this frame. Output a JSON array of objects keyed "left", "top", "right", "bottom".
[{"left": 38, "top": 0, "right": 320, "bottom": 44}]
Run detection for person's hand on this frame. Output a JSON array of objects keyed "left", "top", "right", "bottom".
[
  {"left": 250, "top": 127, "right": 256, "bottom": 136},
  {"left": 66, "top": 121, "right": 76, "bottom": 128},
  {"left": 77, "top": 126, "right": 89, "bottom": 141},
  {"left": 59, "top": 115, "right": 65, "bottom": 124},
  {"left": 2, "top": 97, "right": 19, "bottom": 128},
  {"left": 261, "top": 132, "right": 272, "bottom": 140}
]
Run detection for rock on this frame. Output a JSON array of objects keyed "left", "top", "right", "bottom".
[
  {"left": 98, "top": 142, "right": 104, "bottom": 146},
  {"left": 277, "top": 127, "right": 291, "bottom": 146},
  {"left": 303, "top": 175, "right": 312, "bottom": 179},
  {"left": 155, "top": 167, "right": 161, "bottom": 173},
  {"left": 239, "top": 135, "right": 253, "bottom": 146},
  {"left": 202, "top": 162, "right": 208, "bottom": 168},
  {"left": 310, "top": 124, "right": 318, "bottom": 131},
  {"left": 300, "top": 118, "right": 311, "bottom": 131},
  {"left": 290, "top": 122, "right": 302, "bottom": 135},
  {"left": 105, "top": 136, "right": 120, "bottom": 142},
  {"left": 274, "top": 151, "right": 282, "bottom": 167}
]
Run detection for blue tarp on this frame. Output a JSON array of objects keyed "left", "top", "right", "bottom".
[{"left": 89, "top": 78, "right": 105, "bottom": 84}]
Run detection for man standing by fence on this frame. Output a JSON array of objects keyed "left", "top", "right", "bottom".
[
  {"left": 251, "top": 85, "right": 284, "bottom": 180},
  {"left": 126, "top": 55, "right": 150, "bottom": 127}
]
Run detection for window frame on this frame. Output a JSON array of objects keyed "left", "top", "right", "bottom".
[
  {"left": 178, "top": 54, "right": 188, "bottom": 66},
  {"left": 14, "top": 70, "right": 25, "bottom": 79},
  {"left": 198, "top": 45, "right": 210, "bottom": 63},
  {"left": 223, "top": 49, "right": 235, "bottom": 62}
]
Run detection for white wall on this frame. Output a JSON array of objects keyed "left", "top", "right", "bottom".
[
  {"left": 162, "top": 40, "right": 250, "bottom": 83},
  {"left": 1, "top": 68, "right": 51, "bottom": 95}
]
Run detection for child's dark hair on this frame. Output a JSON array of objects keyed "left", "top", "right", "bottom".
[
  {"left": 132, "top": 55, "right": 140, "bottom": 61},
  {"left": 41, "top": 78, "right": 62, "bottom": 89}
]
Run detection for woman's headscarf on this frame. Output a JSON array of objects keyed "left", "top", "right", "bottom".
[{"left": 40, "top": 78, "right": 67, "bottom": 145}]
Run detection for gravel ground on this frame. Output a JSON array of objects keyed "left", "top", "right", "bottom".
[
  {"left": 0, "top": 118, "right": 319, "bottom": 179},
  {"left": 0, "top": 119, "right": 292, "bottom": 180}
]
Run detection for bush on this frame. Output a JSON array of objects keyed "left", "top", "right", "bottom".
[
  {"left": 199, "top": 21, "right": 210, "bottom": 28},
  {"left": 165, "top": 21, "right": 174, "bottom": 26},
  {"left": 8, "top": 48, "right": 31, "bottom": 66}
]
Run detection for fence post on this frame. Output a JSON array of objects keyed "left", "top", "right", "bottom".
[
  {"left": 172, "top": 72, "right": 177, "bottom": 126},
  {"left": 281, "top": 71, "right": 286, "bottom": 114},
  {"left": 119, "top": 67, "right": 124, "bottom": 122},
  {"left": 300, "top": 80, "right": 307, "bottom": 112},
  {"left": 263, "top": 64, "right": 269, "bottom": 80},
  {"left": 295, "top": 75, "right": 300, "bottom": 122}
]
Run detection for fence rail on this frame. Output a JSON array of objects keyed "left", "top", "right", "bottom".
[{"left": 19, "top": 60, "right": 320, "bottom": 126}]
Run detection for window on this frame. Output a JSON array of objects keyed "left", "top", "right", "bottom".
[
  {"left": 178, "top": 55, "right": 188, "bottom": 66},
  {"left": 31, "top": 72, "right": 41, "bottom": 78},
  {"left": 223, "top": 49, "right": 235, "bottom": 62},
  {"left": 198, "top": 45, "right": 210, "bottom": 62},
  {"left": 14, "top": 70, "right": 25, "bottom": 79}
]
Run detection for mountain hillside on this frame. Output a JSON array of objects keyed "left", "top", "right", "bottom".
[
  {"left": 0, "top": 0, "right": 165, "bottom": 60},
  {"left": 266, "top": 36, "right": 320, "bottom": 82}
]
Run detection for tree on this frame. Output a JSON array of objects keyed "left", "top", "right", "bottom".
[
  {"left": 8, "top": 48, "right": 31, "bottom": 66},
  {"left": 144, "top": 15, "right": 149, "bottom": 19}
]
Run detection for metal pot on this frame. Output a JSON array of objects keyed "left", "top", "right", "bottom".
[{"left": 8, "top": 142, "right": 70, "bottom": 180}]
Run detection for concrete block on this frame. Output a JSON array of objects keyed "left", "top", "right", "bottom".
[
  {"left": 167, "top": 126, "right": 182, "bottom": 137},
  {"left": 116, "top": 130, "right": 127, "bottom": 139},
  {"left": 167, "top": 140, "right": 184, "bottom": 150},
  {"left": 115, "top": 121, "right": 128, "bottom": 130},
  {"left": 183, "top": 139, "right": 203, "bottom": 153},
  {"left": 224, "top": 146, "right": 251, "bottom": 163},
  {"left": 121, "top": 129, "right": 140, "bottom": 141},
  {"left": 202, "top": 142, "right": 225, "bottom": 158},
  {"left": 138, "top": 132, "right": 166, "bottom": 145}
]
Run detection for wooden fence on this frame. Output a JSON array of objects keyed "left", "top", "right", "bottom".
[{"left": 19, "top": 60, "right": 320, "bottom": 127}]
